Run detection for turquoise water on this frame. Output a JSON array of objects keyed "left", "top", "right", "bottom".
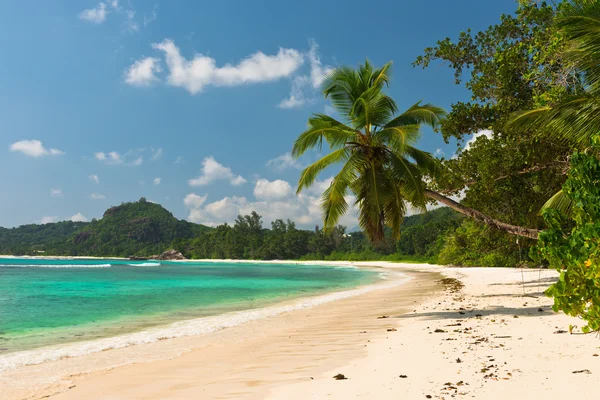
[{"left": 0, "top": 258, "right": 378, "bottom": 358}]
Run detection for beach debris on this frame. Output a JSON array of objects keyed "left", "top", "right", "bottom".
[
  {"left": 572, "top": 369, "right": 592, "bottom": 374},
  {"left": 387, "top": 328, "right": 397, "bottom": 332},
  {"left": 438, "top": 278, "right": 464, "bottom": 293},
  {"left": 377, "top": 315, "right": 390, "bottom": 319},
  {"left": 333, "top": 373, "right": 348, "bottom": 380},
  {"left": 434, "top": 328, "right": 446, "bottom": 333},
  {"left": 456, "top": 358, "right": 462, "bottom": 363},
  {"left": 399, "top": 374, "right": 408, "bottom": 378},
  {"left": 554, "top": 329, "right": 568, "bottom": 334},
  {"left": 513, "top": 315, "right": 519, "bottom": 318},
  {"left": 426, "top": 395, "right": 432, "bottom": 399},
  {"left": 537, "top": 307, "right": 544, "bottom": 312},
  {"left": 593, "top": 354, "right": 599, "bottom": 357}
]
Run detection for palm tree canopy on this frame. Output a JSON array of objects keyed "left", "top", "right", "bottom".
[{"left": 292, "top": 60, "right": 445, "bottom": 242}]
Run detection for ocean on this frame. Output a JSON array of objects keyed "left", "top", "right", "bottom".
[{"left": 0, "top": 258, "right": 381, "bottom": 371}]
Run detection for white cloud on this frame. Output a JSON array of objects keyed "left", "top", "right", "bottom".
[
  {"left": 266, "top": 152, "right": 305, "bottom": 171},
  {"left": 434, "top": 148, "right": 445, "bottom": 157},
  {"left": 90, "top": 193, "right": 106, "bottom": 200},
  {"left": 94, "top": 149, "right": 143, "bottom": 166},
  {"left": 10, "top": 140, "right": 64, "bottom": 157},
  {"left": 78, "top": 2, "right": 108, "bottom": 24},
  {"left": 183, "top": 193, "right": 208, "bottom": 208},
  {"left": 464, "top": 129, "right": 493, "bottom": 152},
  {"left": 184, "top": 177, "right": 359, "bottom": 229},
  {"left": 40, "top": 216, "right": 59, "bottom": 224},
  {"left": 125, "top": 57, "right": 161, "bottom": 86},
  {"left": 279, "top": 40, "right": 333, "bottom": 109},
  {"left": 278, "top": 75, "right": 310, "bottom": 109},
  {"left": 307, "top": 39, "right": 333, "bottom": 89},
  {"left": 153, "top": 177, "right": 161, "bottom": 185},
  {"left": 71, "top": 213, "right": 89, "bottom": 222},
  {"left": 174, "top": 155, "right": 183, "bottom": 164},
  {"left": 141, "top": 39, "right": 303, "bottom": 94},
  {"left": 143, "top": 6, "right": 157, "bottom": 26},
  {"left": 188, "top": 156, "right": 246, "bottom": 187},
  {"left": 124, "top": 9, "right": 139, "bottom": 32},
  {"left": 79, "top": 1, "right": 140, "bottom": 32},
  {"left": 50, "top": 188, "right": 63, "bottom": 197},
  {"left": 89, "top": 174, "right": 100, "bottom": 184},
  {"left": 254, "top": 179, "right": 293, "bottom": 201},
  {"left": 151, "top": 147, "right": 163, "bottom": 160}
]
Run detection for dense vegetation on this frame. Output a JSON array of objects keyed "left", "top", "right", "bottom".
[
  {"left": 0, "top": 221, "right": 88, "bottom": 255},
  {"left": 0, "top": 198, "right": 210, "bottom": 257},
  {"left": 172, "top": 207, "right": 461, "bottom": 262},
  {"left": 410, "top": 1, "right": 580, "bottom": 266},
  {"left": 0, "top": 200, "right": 464, "bottom": 263}
]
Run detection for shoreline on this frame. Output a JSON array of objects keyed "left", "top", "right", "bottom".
[
  {"left": 3, "top": 261, "right": 597, "bottom": 399},
  {"left": 0, "top": 261, "right": 424, "bottom": 399}
]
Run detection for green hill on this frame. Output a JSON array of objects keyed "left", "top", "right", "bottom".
[
  {"left": 0, "top": 198, "right": 211, "bottom": 257},
  {"left": 0, "top": 221, "right": 89, "bottom": 255}
]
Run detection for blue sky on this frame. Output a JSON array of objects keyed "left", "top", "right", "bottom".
[{"left": 0, "top": 0, "right": 517, "bottom": 229}]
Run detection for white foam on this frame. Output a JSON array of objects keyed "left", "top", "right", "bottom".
[
  {"left": 127, "top": 262, "right": 161, "bottom": 267},
  {"left": 0, "top": 272, "right": 411, "bottom": 372},
  {"left": 0, "top": 264, "right": 112, "bottom": 268}
]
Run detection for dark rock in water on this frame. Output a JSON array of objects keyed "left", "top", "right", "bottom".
[{"left": 156, "top": 249, "right": 186, "bottom": 260}]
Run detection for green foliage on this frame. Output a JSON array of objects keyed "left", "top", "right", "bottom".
[
  {"left": 414, "top": 0, "right": 576, "bottom": 251},
  {"left": 535, "top": 149, "right": 600, "bottom": 333},
  {"left": 0, "top": 199, "right": 210, "bottom": 257},
  {"left": 0, "top": 221, "right": 88, "bottom": 255},
  {"left": 437, "top": 220, "right": 526, "bottom": 268},
  {"left": 293, "top": 60, "right": 445, "bottom": 242}
]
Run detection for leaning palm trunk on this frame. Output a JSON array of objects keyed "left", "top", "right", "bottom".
[{"left": 424, "top": 189, "right": 540, "bottom": 239}]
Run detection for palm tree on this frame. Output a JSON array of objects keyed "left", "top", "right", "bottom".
[
  {"left": 293, "top": 60, "right": 541, "bottom": 241},
  {"left": 509, "top": 0, "right": 600, "bottom": 214}
]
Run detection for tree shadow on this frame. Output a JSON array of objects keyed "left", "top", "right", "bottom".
[
  {"left": 489, "top": 276, "right": 557, "bottom": 287},
  {"left": 396, "top": 306, "right": 554, "bottom": 321}
]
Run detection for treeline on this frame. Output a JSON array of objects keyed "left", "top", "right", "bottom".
[
  {"left": 0, "top": 199, "right": 529, "bottom": 266},
  {"left": 172, "top": 207, "right": 471, "bottom": 263}
]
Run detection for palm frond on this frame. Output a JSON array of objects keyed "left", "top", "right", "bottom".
[
  {"left": 292, "top": 115, "right": 356, "bottom": 157},
  {"left": 381, "top": 178, "right": 406, "bottom": 239},
  {"left": 384, "top": 102, "right": 446, "bottom": 130},
  {"left": 559, "top": 0, "right": 600, "bottom": 95},
  {"left": 321, "top": 152, "right": 364, "bottom": 230},
  {"left": 375, "top": 126, "right": 421, "bottom": 153},
  {"left": 297, "top": 148, "right": 350, "bottom": 193},
  {"left": 404, "top": 145, "right": 440, "bottom": 178},
  {"left": 510, "top": 96, "right": 600, "bottom": 147},
  {"left": 540, "top": 189, "right": 574, "bottom": 216},
  {"left": 385, "top": 149, "right": 426, "bottom": 209}
]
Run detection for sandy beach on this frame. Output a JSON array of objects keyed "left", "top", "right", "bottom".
[{"left": 2, "top": 262, "right": 598, "bottom": 400}]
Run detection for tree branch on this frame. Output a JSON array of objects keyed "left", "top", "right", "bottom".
[{"left": 424, "top": 189, "right": 541, "bottom": 239}]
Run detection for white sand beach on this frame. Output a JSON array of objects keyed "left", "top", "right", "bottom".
[{"left": 2, "top": 262, "right": 598, "bottom": 400}]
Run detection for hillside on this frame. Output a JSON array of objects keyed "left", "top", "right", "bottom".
[
  {"left": 0, "top": 221, "right": 89, "bottom": 255},
  {"left": 0, "top": 198, "right": 211, "bottom": 257}
]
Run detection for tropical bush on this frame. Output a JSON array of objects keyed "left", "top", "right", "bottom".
[{"left": 535, "top": 149, "right": 600, "bottom": 332}]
